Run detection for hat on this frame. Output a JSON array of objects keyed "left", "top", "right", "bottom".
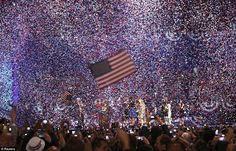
[
  {"left": 181, "top": 132, "right": 191, "bottom": 142},
  {"left": 26, "top": 137, "right": 45, "bottom": 151}
]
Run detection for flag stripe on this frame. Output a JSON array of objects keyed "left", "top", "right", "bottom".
[
  {"left": 109, "top": 53, "right": 129, "bottom": 66},
  {"left": 111, "top": 56, "right": 131, "bottom": 69},
  {"left": 108, "top": 51, "right": 127, "bottom": 62},
  {"left": 98, "top": 69, "right": 136, "bottom": 89},
  {"left": 96, "top": 61, "right": 134, "bottom": 81},
  {"left": 97, "top": 64, "right": 135, "bottom": 85},
  {"left": 91, "top": 51, "right": 136, "bottom": 89}
]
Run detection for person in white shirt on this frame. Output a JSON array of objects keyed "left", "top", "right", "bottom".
[
  {"left": 136, "top": 98, "right": 146, "bottom": 126},
  {"left": 163, "top": 98, "right": 172, "bottom": 125}
]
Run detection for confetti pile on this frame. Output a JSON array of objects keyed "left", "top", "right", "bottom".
[{"left": 0, "top": 0, "right": 235, "bottom": 127}]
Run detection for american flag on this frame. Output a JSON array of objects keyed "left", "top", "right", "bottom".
[{"left": 90, "top": 51, "right": 136, "bottom": 89}]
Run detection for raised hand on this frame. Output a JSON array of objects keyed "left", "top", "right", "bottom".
[
  {"left": 116, "top": 128, "right": 130, "bottom": 150},
  {"left": 10, "top": 107, "right": 17, "bottom": 123}
]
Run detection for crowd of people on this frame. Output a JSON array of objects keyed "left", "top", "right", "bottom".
[{"left": 0, "top": 109, "right": 235, "bottom": 151}]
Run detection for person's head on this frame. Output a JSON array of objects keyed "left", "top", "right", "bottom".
[
  {"left": 151, "top": 126, "right": 163, "bottom": 141},
  {"left": 161, "top": 125, "right": 171, "bottom": 137},
  {"left": 0, "top": 118, "right": 7, "bottom": 125},
  {"left": 0, "top": 130, "right": 16, "bottom": 148},
  {"left": 0, "top": 124, "right": 3, "bottom": 134},
  {"left": 154, "top": 134, "right": 171, "bottom": 151},
  {"left": 213, "top": 141, "right": 229, "bottom": 151},
  {"left": 201, "top": 128, "right": 215, "bottom": 143},
  {"left": 26, "top": 136, "right": 45, "bottom": 151},
  {"left": 227, "top": 144, "right": 236, "bottom": 151},
  {"left": 137, "top": 144, "right": 154, "bottom": 151},
  {"left": 127, "top": 134, "right": 138, "bottom": 151},
  {"left": 46, "top": 146, "right": 60, "bottom": 151},
  {"left": 65, "top": 136, "right": 84, "bottom": 151},
  {"left": 92, "top": 137, "right": 109, "bottom": 151},
  {"left": 181, "top": 132, "right": 192, "bottom": 143},
  {"left": 139, "top": 126, "right": 150, "bottom": 138},
  {"left": 194, "top": 139, "right": 209, "bottom": 151},
  {"left": 167, "top": 142, "right": 185, "bottom": 151},
  {"left": 44, "top": 122, "right": 53, "bottom": 134}
]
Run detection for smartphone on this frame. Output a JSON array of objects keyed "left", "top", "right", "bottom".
[
  {"left": 72, "top": 130, "right": 76, "bottom": 135},
  {"left": 219, "top": 134, "right": 225, "bottom": 141},
  {"left": 136, "top": 136, "right": 143, "bottom": 140},
  {"left": 129, "top": 130, "right": 134, "bottom": 134},
  {"left": 63, "top": 123, "right": 68, "bottom": 129},
  {"left": 88, "top": 135, "right": 91, "bottom": 138},
  {"left": 53, "top": 127, "right": 59, "bottom": 132},
  {"left": 219, "top": 136, "right": 225, "bottom": 141},
  {"left": 42, "top": 120, "right": 47, "bottom": 124},
  {"left": 37, "top": 129, "right": 44, "bottom": 138},
  {"left": 38, "top": 133, "right": 44, "bottom": 138},
  {"left": 215, "top": 129, "right": 219, "bottom": 135},
  {"left": 27, "top": 127, "right": 31, "bottom": 131},
  {"left": 8, "top": 127, "right": 12, "bottom": 132},
  {"left": 105, "top": 135, "right": 109, "bottom": 140}
]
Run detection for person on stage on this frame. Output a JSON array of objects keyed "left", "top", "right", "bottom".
[
  {"left": 128, "top": 101, "right": 137, "bottom": 126},
  {"left": 179, "top": 100, "right": 185, "bottom": 125},
  {"left": 76, "top": 98, "right": 85, "bottom": 125},
  {"left": 167, "top": 101, "right": 172, "bottom": 125},
  {"left": 161, "top": 97, "right": 172, "bottom": 125},
  {"left": 123, "top": 103, "right": 129, "bottom": 125},
  {"left": 95, "top": 99, "right": 110, "bottom": 128},
  {"left": 136, "top": 98, "right": 146, "bottom": 126}
]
